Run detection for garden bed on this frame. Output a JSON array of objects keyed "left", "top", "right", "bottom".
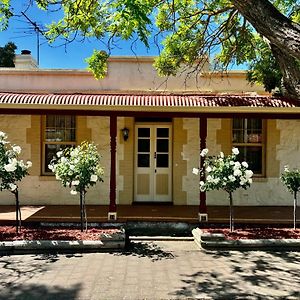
[
  {"left": 0, "top": 225, "right": 122, "bottom": 241},
  {"left": 202, "top": 227, "right": 300, "bottom": 240}
]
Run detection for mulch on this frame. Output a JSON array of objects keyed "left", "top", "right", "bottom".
[
  {"left": 204, "top": 227, "right": 300, "bottom": 240},
  {"left": 0, "top": 226, "right": 120, "bottom": 241}
]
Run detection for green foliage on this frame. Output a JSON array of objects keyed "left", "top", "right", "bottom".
[
  {"left": 193, "top": 148, "right": 253, "bottom": 194},
  {"left": 1, "top": 0, "right": 300, "bottom": 92},
  {"left": 0, "top": 41, "right": 16, "bottom": 67},
  {"left": 281, "top": 166, "right": 300, "bottom": 194},
  {"left": 247, "top": 39, "right": 283, "bottom": 93},
  {"left": 86, "top": 50, "right": 109, "bottom": 79},
  {"left": 0, "top": 131, "right": 32, "bottom": 193},
  {"left": 0, "top": 0, "right": 12, "bottom": 30},
  {"left": 49, "top": 141, "right": 104, "bottom": 194}
]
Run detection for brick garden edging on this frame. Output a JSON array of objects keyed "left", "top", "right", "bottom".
[
  {"left": 192, "top": 228, "right": 300, "bottom": 250},
  {"left": 0, "top": 228, "right": 126, "bottom": 255}
]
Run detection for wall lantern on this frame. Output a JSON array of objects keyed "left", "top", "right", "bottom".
[{"left": 121, "top": 127, "right": 129, "bottom": 141}]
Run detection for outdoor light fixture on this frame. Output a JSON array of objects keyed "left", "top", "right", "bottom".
[{"left": 121, "top": 127, "right": 129, "bottom": 141}]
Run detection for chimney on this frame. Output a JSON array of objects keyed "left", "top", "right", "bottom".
[{"left": 14, "top": 50, "right": 38, "bottom": 69}]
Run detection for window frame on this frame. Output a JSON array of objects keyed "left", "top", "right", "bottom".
[
  {"left": 42, "top": 115, "right": 77, "bottom": 175},
  {"left": 231, "top": 118, "right": 266, "bottom": 177}
]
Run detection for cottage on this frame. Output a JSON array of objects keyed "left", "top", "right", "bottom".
[{"left": 0, "top": 52, "right": 299, "bottom": 221}]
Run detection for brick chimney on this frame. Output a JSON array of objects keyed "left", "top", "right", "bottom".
[{"left": 14, "top": 50, "right": 38, "bottom": 69}]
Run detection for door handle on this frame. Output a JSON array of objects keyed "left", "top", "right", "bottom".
[{"left": 154, "top": 152, "right": 157, "bottom": 159}]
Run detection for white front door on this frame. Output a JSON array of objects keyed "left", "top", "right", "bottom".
[{"left": 134, "top": 124, "right": 172, "bottom": 202}]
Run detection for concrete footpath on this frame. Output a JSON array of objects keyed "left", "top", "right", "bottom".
[{"left": 0, "top": 240, "right": 300, "bottom": 300}]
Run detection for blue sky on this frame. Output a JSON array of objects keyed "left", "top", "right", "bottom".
[{"left": 0, "top": 1, "right": 158, "bottom": 69}]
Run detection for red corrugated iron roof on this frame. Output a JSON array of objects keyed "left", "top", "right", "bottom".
[{"left": 0, "top": 92, "right": 298, "bottom": 108}]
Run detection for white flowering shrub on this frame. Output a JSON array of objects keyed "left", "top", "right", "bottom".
[
  {"left": 49, "top": 141, "right": 104, "bottom": 195},
  {"left": 193, "top": 147, "right": 253, "bottom": 231},
  {"left": 193, "top": 147, "right": 253, "bottom": 193},
  {"left": 0, "top": 131, "right": 32, "bottom": 232},
  {"left": 49, "top": 141, "right": 104, "bottom": 231},
  {"left": 281, "top": 166, "right": 300, "bottom": 229}
]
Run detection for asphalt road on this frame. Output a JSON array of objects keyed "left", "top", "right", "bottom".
[{"left": 0, "top": 240, "right": 299, "bottom": 299}]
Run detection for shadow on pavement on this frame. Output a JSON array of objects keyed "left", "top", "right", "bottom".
[
  {"left": 171, "top": 250, "right": 300, "bottom": 299},
  {"left": 0, "top": 283, "right": 82, "bottom": 300},
  {"left": 115, "top": 240, "right": 176, "bottom": 261}
]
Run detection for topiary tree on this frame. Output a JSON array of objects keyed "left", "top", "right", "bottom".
[
  {"left": 281, "top": 166, "right": 300, "bottom": 230},
  {"left": 0, "top": 131, "right": 32, "bottom": 233},
  {"left": 49, "top": 141, "right": 104, "bottom": 232},
  {"left": 193, "top": 147, "right": 253, "bottom": 232}
]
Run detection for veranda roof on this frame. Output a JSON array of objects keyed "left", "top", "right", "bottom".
[{"left": 0, "top": 92, "right": 299, "bottom": 117}]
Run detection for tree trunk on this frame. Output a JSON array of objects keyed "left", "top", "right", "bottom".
[
  {"left": 80, "top": 190, "right": 84, "bottom": 232},
  {"left": 229, "top": 192, "right": 234, "bottom": 232},
  {"left": 233, "top": 0, "right": 300, "bottom": 100},
  {"left": 294, "top": 191, "right": 297, "bottom": 230},
  {"left": 271, "top": 44, "right": 300, "bottom": 100},
  {"left": 14, "top": 189, "right": 21, "bottom": 233},
  {"left": 80, "top": 189, "right": 87, "bottom": 232},
  {"left": 233, "top": 0, "right": 300, "bottom": 60}
]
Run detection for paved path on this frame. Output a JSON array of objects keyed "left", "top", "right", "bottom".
[{"left": 0, "top": 241, "right": 300, "bottom": 299}]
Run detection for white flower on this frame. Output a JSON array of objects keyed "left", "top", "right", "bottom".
[
  {"left": 0, "top": 131, "right": 6, "bottom": 138},
  {"left": 220, "top": 152, "right": 224, "bottom": 158},
  {"left": 206, "top": 166, "right": 212, "bottom": 173},
  {"left": 284, "top": 165, "right": 289, "bottom": 172},
  {"left": 242, "top": 161, "right": 248, "bottom": 168},
  {"left": 26, "top": 161, "right": 32, "bottom": 168},
  {"left": 4, "top": 158, "right": 17, "bottom": 172},
  {"left": 12, "top": 145, "right": 21, "bottom": 155},
  {"left": 70, "top": 164, "right": 75, "bottom": 170},
  {"left": 192, "top": 168, "right": 199, "bottom": 175},
  {"left": 240, "top": 180, "right": 245, "bottom": 185},
  {"left": 48, "top": 164, "right": 54, "bottom": 171},
  {"left": 228, "top": 175, "right": 236, "bottom": 182},
  {"left": 61, "top": 157, "right": 67, "bottom": 163},
  {"left": 234, "top": 169, "right": 242, "bottom": 177},
  {"left": 234, "top": 162, "right": 241, "bottom": 169},
  {"left": 71, "top": 180, "right": 80, "bottom": 186},
  {"left": 248, "top": 178, "right": 253, "bottom": 184},
  {"left": 8, "top": 183, "right": 17, "bottom": 191},
  {"left": 90, "top": 174, "right": 98, "bottom": 182},
  {"left": 200, "top": 148, "right": 208, "bottom": 157},
  {"left": 206, "top": 175, "right": 213, "bottom": 183},
  {"left": 245, "top": 170, "right": 253, "bottom": 179},
  {"left": 70, "top": 190, "right": 77, "bottom": 195},
  {"left": 199, "top": 181, "right": 205, "bottom": 186},
  {"left": 55, "top": 174, "right": 61, "bottom": 180},
  {"left": 213, "top": 178, "right": 220, "bottom": 184},
  {"left": 232, "top": 148, "right": 239, "bottom": 155},
  {"left": 56, "top": 151, "right": 63, "bottom": 158},
  {"left": 230, "top": 161, "right": 235, "bottom": 165}
]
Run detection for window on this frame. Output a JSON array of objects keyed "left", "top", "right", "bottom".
[
  {"left": 232, "top": 118, "right": 265, "bottom": 175},
  {"left": 42, "top": 115, "right": 76, "bottom": 174}
]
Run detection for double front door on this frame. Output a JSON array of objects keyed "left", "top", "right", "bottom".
[{"left": 134, "top": 124, "right": 172, "bottom": 202}]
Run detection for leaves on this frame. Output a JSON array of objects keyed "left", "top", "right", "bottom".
[
  {"left": 281, "top": 166, "right": 300, "bottom": 194},
  {"left": 49, "top": 141, "right": 104, "bottom": 194},
  {"left": 0, "top": 41, "right": 16, "bottom": 67},
  {"left": 195, "top": 148, "right": 253, "bottom": 194},
  {"left": 0, "top": 131, "right": 31, "bottom": 192}
]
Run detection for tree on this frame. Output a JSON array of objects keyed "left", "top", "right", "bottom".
[
  {"left": 193, "top": 148, "right": 253, "bottom": 232},
  {"left": 49, "top": 142, "right": 104, "bottom": 232},
  {"left": 0, "top": 41, "right": 16, "bottom": 67},
  {"left": 0, "top": 131, "right": 32, "bottom": 233},
  {"left": 0, "top": 0, "right": 299, "bottom": 99},
  {"left": 281, "top": 166, "right": 300, "bottom": 230}
]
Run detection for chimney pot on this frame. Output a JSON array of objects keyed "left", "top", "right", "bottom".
[{"left": 21, "top": 50, "right": 31, "bottom": 55}]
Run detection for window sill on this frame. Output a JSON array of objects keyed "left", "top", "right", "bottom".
[
  {"left": 253, "top": 177, "right": 268, "bottom": 182},
  {"left": 39, "top": 175, "right": 56, "bottom": 181}
]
